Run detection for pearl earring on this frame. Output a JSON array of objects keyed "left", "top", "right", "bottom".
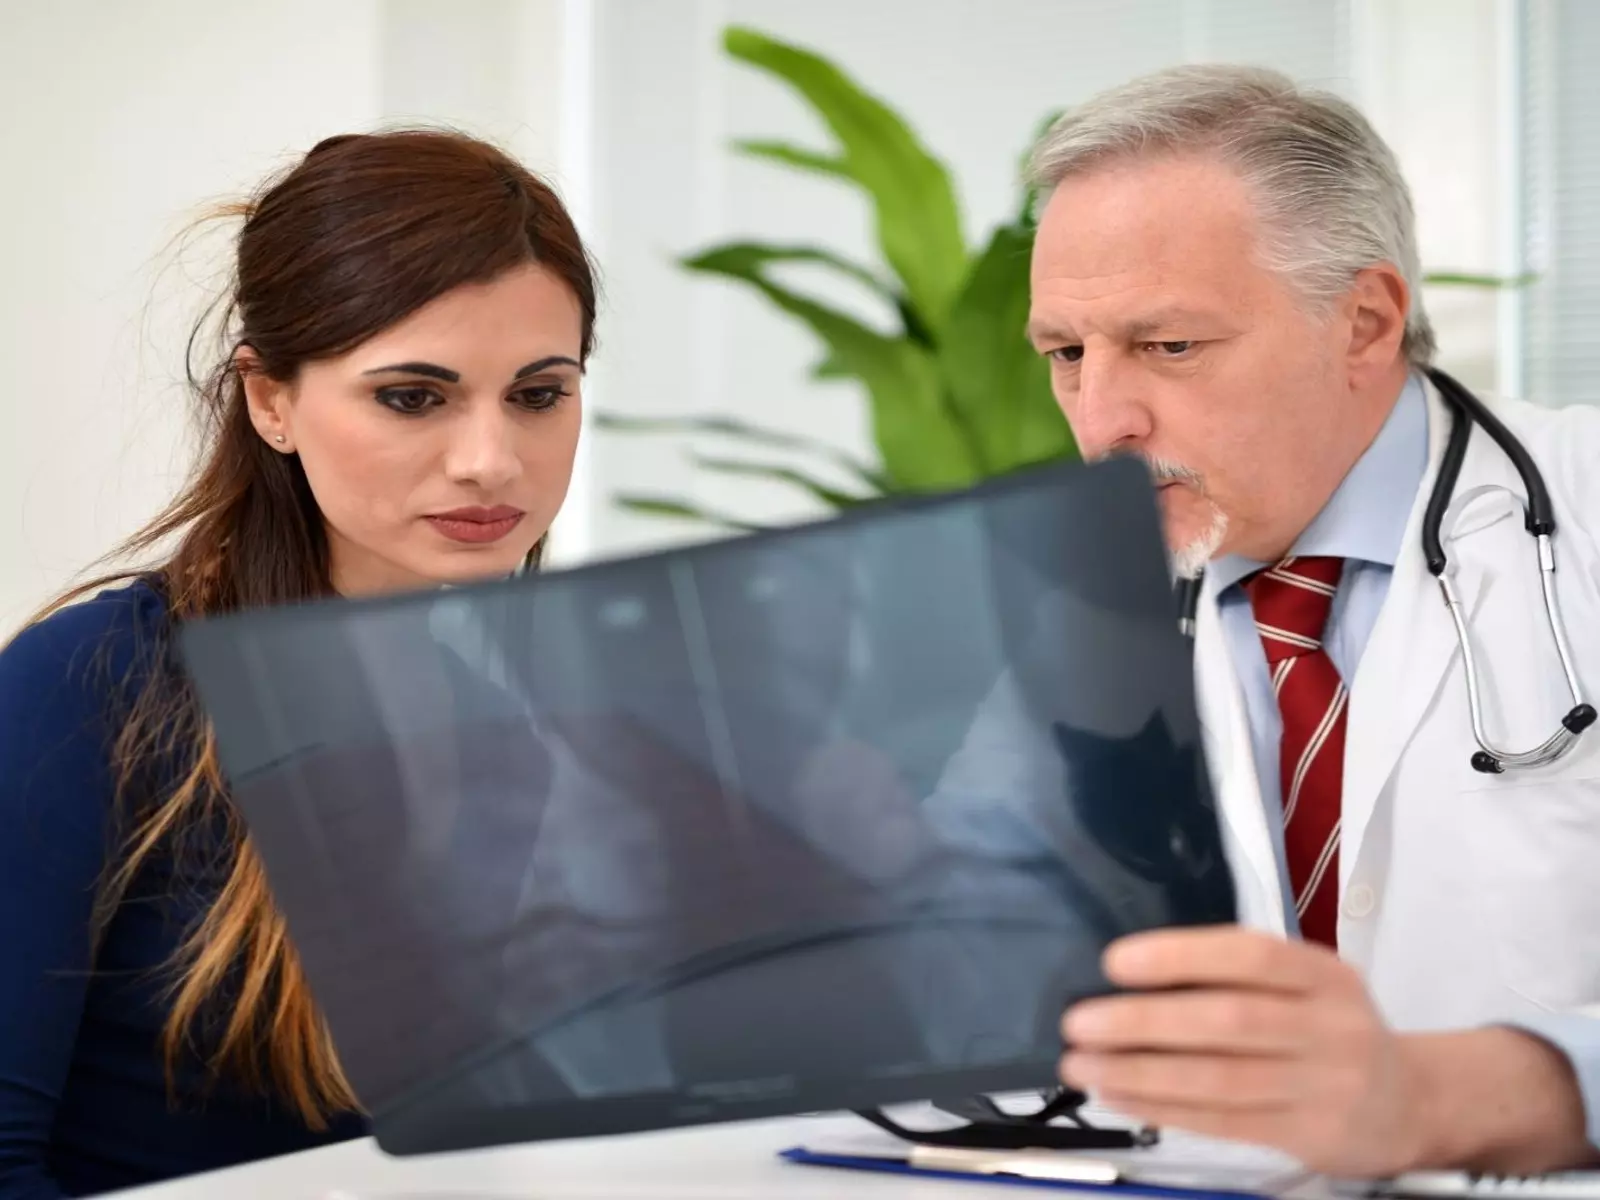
[{"left": 274, "top": 435, "right": 286, "bottom": 445}]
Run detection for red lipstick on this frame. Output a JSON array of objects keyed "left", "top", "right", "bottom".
[{"left": 425, "top": 505, "right": 525, "bottom": 545}]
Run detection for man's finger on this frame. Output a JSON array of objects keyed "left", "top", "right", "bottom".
[
  {"left": 1102, "top": 926, "right": 1347, "bottom": 993},
  {"left": 1078, "top": 1092, "right": 1309, "bottom": 1164},
  {"left": 1058, "top": 1049, "right": 1300, "bottom": 1111},
  {"left": 1062, "top": 990, "right": 1310, "bottom": 1055}
]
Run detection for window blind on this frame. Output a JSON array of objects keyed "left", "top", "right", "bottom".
[{"left": 1520, "top": 0, "right": 1600, "bottom": 408}]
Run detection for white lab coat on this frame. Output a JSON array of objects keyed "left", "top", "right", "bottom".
[{"left": 1197, "top": 378, "right": 1600, "bottom": 1032}]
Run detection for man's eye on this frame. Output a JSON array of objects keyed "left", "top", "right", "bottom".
[
  {"left": 1149, "top": 340, "right": 1195, "bottom": 355},
  {"left": 1048, "top": 346, "right": 1084, "bottom": 364},
  {"left": 376, "top": 387, "right": 442, "bottom": 415}
]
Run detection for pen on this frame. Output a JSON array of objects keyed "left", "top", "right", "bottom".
[{"left": 908, "top": 1144, "right": 1123, "bottom": 1183}]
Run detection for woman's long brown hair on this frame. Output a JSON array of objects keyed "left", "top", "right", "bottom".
[{"left": 26, "top": 129, "right": 597, "bottom": 1127}]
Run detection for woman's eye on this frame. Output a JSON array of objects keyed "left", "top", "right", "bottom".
[
  {"left": 376, "top": 387, "right": 442, "bottom": 415},
  {"left": 511, "top": 386, "right": 570, "bottom": 412}
]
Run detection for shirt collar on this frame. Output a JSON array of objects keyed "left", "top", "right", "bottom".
[{"left": 1209, "top": 370, "right": 1430, "bottom": 593}]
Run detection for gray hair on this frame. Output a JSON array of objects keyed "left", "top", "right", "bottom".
[{"left": 1029, "top": 64, "right": 1436, "bottom": 366}]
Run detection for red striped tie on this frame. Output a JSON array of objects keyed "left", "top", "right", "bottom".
[{"left": 1244, "top": 557, "right": 1347, "bottom": 948}]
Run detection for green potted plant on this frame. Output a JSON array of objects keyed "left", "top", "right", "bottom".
[{"left": 595, "top": 26, "right": 1072, "bottom": 530}]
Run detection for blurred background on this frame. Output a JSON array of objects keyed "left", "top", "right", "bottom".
[{"left": 1, "top": 0, "right": 1594, "bottom": 633}]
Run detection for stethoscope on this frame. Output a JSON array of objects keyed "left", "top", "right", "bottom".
[{"left": 1174, "top": 367, "right": 1595, "bottom": 775}]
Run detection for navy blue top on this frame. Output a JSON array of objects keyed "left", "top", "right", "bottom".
[{"left": 0, "top": 580, "right": 368, "bottom": 1198}]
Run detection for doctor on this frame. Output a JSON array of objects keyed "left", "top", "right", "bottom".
[{"left": 1021, "top": 65, "right": 1600, "bottom": 1176}]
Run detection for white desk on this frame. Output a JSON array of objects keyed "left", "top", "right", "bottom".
[
  {"left": 106, "top": 1113, "right": 988, "bottom": 1200},
  {"left": 108, "top": 1109, "right": 1311, "bottom": 1200}
]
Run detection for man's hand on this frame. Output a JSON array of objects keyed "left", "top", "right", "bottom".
[{"left": 1059, "top": 927, "right": 1594, "bottom": 1177}]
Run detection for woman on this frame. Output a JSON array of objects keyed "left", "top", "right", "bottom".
[{"left": 0, "top": 129, "right": 596, "bottom": 1198}]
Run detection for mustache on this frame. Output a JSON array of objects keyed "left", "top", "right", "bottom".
[
  {"left": 1101, "top": 450, "right": 1206, "bottom": 490},
  {"left": 1145, "top": 456, "right": 1204, "bottom": 487}
]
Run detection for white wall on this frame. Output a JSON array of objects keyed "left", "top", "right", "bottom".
[
  {"left": 1356, "top": 0, "right": 1510, "bottom": 394},
  {"left": 0, "top": 1, "right": 384, "bottom": 632}
]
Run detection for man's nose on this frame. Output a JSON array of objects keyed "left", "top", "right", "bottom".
[
  {"left": 443, "top": 401, "right": 522, "bottom": 490},
  {"left": 1067, "top": 354, "right": 1154, "bottom": 458}
]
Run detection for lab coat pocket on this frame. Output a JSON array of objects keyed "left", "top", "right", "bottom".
[{"left": 1460, "top": 773, "right": 1600, "bottom": 1012}]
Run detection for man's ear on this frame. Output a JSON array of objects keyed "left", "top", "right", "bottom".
[
  {"left": 1343, "top": 263, "right": 1410, "bottom": 380},
  {"left": 237, "top": 345, "right": 294, "bottom": 452}
]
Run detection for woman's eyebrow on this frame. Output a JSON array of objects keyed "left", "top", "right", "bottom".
[
  {"left": 361, "top": 361, "right": 459, "bottom": 382},
  {"left": 513, "top": 356, "right": 581, "bottom": 378}
]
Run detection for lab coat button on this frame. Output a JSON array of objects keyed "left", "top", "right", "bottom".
[{"left": 1344, "top": 884, "right": 1376, "bottom": 918}]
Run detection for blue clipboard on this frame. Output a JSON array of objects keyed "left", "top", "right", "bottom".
[{"left": 780, "top": 1146, "right": 1277, "bottom": 1199}]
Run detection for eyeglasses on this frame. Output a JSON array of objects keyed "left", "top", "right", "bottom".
[{"left": 856, "top": 1087, "right": 1160, "bottom": 1151}]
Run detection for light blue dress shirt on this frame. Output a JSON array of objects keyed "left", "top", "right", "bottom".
[{"left": 1209, "top": 371, "right": 1600, "bottom": 1146}]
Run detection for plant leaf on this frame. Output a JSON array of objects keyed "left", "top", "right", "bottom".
[
  {"left": 612, "top": 495, "right": 768, "bottom": 532},
  {"left": 732, "top": 139, "right": 851, "bottom": 182},
  {"left": 591, "top": 410, "right": 890, "bottom": 492},
  {"left": 683, "top": 248, "right": 982, "bottom": 490},
  {"left": 1421, "top": 271, "right": 1539, "bottom": 288},
  {"left": 723, "top": 25, "right": 969, "bottom": 335},
  {"left": 939, "top": 221, "right": 1077, "bottom": 474},
  {"left": 684, "top": 239, "right": 929, "bottom": 365},
  {"left": 683, "top": 242, "right": 898, "bottom": 309},
  {"left": 688, "top": 453, "right": 872, "bottom": 509}
]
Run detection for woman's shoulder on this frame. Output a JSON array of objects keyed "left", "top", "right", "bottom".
[
  {"left": 0, "top": 578, "right": 174, "bottom": 902},
  {"left": 1, "top": 576, "right": 170, "bottom": 696},
  {"left": 0, "top": 576, "right": 173, "bottom": 773}
]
